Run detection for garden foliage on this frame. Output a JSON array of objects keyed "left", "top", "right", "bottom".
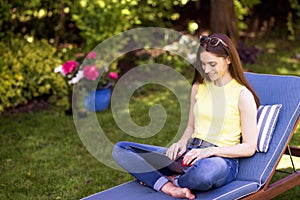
[
  {"left": 0, "top": 0, "right": 299, "bottom": 112},
  {"left": 0, "top": 38, "right": 69, "bottom": 112}
]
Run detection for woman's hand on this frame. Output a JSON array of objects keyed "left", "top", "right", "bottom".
[
  {"left": 182, "top": 147, "right": 215, "bottom": 166},
  {"left": 166, "top": 141, "right": 187, "bottom": 160}
]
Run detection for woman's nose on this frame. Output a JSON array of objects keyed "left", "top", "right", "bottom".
[{"left": 204, "top": 65, "right": 211, "bottom": 73}]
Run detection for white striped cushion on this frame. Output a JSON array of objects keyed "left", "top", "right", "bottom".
[{"left": 256, "top": 104, "right": 282, "bottom": 152}]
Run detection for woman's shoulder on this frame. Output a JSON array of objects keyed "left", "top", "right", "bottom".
[
  {"left": 238, "top": 87, "right": 256, "bottom": 107},
  {"left": 192, "top": 82, "right": 199, "bottom": 90},
  {"left": 191, "top": 82, "right": 200, "bottom": 96},
  {"left": 231, "top": 79, "right": 245, "bottom": 88}
]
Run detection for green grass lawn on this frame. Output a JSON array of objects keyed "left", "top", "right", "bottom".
[
  {"left": 0, "top": 109, "right": 134, "bottom": 199},
  {"left": 1, "top": 37, "right": 300, "bottom": 199}
]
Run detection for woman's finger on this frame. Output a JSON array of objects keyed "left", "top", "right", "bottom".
[
  {"left": 166, "top": 144, "right": 178, "bottom": 160},
  {"left": 172, "top": 144, "right": 181, "bottom": 160},
  {"left": 190, "top": 157, "right": 198, "bottom": 166},
  {"left": 183, "top": 149, "right": 198, "bottom": 165},
  {"left": 178, "top": 147, "right": 187, "bottom": 157},
  {"left": 183, "top": 152, "right": 192, "bottom": 165}
]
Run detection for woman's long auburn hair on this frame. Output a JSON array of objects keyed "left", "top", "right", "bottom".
[{"left": 192, "top": 33, "right": 260, "bottom": 108}]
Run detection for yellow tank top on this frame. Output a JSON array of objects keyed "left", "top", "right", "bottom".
[{"left": 192, "top": 79, "right": 245, "bottom": 147}]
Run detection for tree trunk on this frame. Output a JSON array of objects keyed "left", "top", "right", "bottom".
[{"left": 210, "top": 0, "right": 239, "bottom": 46}]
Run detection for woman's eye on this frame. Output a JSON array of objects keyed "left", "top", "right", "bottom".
[{"left": 210, "top": 63, "right": 217, "bottom": 67}]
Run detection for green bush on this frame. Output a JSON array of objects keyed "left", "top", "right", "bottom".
[
  {"left": 0, "top": 38, "right": 69, "bottom": 112},
  {"left": 70, "top": 0, "right": 183, "bottom": 48}
]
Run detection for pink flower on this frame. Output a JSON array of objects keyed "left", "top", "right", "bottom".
[
  {"left": 83, "top": 65, "right": 99, "bottom": 80},
  {"left": 62, "top": 60, "right": 79, "bottom": 75},
  {"left": 86, "top": 51, "right": 97, "bottom": 59},
  {"left": 108, "top": 72, "right": 118, "bottom": 80}
]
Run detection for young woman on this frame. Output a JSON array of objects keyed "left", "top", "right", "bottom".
[{"left": 112, "top": 33, "right": 260, "bottom": 199}]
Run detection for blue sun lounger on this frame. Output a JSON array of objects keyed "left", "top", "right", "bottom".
[{"left": 82, "top": 72, "right": 300, "bottom": 200}]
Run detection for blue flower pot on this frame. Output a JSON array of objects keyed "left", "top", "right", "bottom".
[{"left": 84, "top": 87, "right": 111, "bottom": 112}]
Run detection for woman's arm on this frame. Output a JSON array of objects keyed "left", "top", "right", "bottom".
[
  {"left": 178, "top": 83, "right": 198, "bottom": 144},
  {"left": 166, "top": 83, "right": 198, "bottom": 160},
  {"left": 213, "top": 88, "right": 258, "bottom": 157},
  {"left": 183, "top": 88, "right": 258, "bottom": 165}
]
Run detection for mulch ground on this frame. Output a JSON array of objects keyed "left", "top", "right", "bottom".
[{"left": 2, "top": 99, "right": 51, "bottom": 115}]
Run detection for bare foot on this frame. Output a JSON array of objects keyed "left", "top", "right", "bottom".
[{"left": 161, "top": 182, "right": 195, "bottom": 199}]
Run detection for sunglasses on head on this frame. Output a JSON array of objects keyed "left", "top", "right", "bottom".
[{"left": 199, "top": 36, "right": 228, "bottom": 47}]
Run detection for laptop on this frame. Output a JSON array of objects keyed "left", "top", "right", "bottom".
[{"left": 129, "top": 145, "right": 190, "bottom": 173}]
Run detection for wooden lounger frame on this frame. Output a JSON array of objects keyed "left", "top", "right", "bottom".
[{"left": 243, "top": 116, "right": 300, "bottom": 199}]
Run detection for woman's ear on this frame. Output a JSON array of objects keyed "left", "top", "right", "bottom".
[{"left": 226, "top": 57, "right": 231, "bottom": 65}]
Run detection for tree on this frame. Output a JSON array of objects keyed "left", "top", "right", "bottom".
[{"left": 210, "top": 0, "right": 240, "bottom": 45}]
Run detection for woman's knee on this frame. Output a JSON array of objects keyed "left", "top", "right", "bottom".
[
  {"left": 114, "top": 141, "right": 132, "bottom": 149},
  {"left": 178, "top": 157, "right": 229, "bottom": 190},
  {"left": 179, "top": 168, "right": 216, "bottom": 191},
  {"left": 112, "top": 141, "right": 130, "bottom": 159}
]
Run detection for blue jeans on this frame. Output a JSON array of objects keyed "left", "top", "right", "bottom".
[{"left": 112, "top": 141, "right": 239, "bottom": 191}]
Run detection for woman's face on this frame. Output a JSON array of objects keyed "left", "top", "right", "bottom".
[{"left": 200, "top": 51, "right": 231, "bottom": 83}]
